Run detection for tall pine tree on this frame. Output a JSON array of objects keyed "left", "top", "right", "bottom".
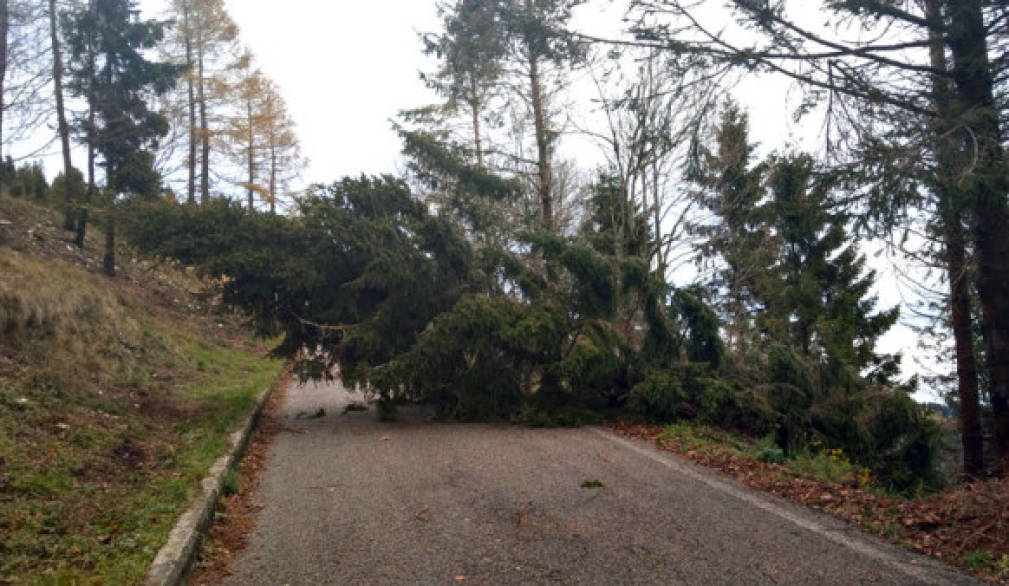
[
  {"left": 689, "top": 102, "right": 775, "bottom": 350},
  {"left": 764, "top": 153, "right": 900, "bottom": 381},
  {"left": 63, "top": 0, "right": 180, "bottom": 275}
]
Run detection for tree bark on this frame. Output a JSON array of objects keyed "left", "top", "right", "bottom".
[
  {"left": 197, "top": 22, "right": 210, "bottom": 204},
  {"left": 528, "top": 52, "right": 552, "bottom": 230},
  {"left": 948, "top": 218, "right": 984, "bottom": 476},
  {"left": 246, "top": 88, "right": 254, "bottom": 210},
  {"left": 469, "top": 75, "right": 484, "bottom": 168},
  {"left": 945, "top": 0, "right": 1009, "bottom": 475},
  {"left": 75, "top": 1, "right": 97, "bottom": 249},
  {"left": 525, "top": 0, "right": 552, "bottom": 231},
  {"left": 0, "top": 0, "right": 9, "bottom": 195},
  {"left": 926, "top": 0, "right": 984, "bottom": 477},
  {"left": 269, "top": 134, "right": 276, "bottom": 215},
  {"left": 652, "top": 162, "right": 665, "bottom": 277},
  {"left": 183, "top": 1, "right": 197, "bottom": 205},
  {"left": 103, "top": 207, "right": 115, "bottom": 276},
  {"left": 51, "top": 0, "right": 76, "bottom": 230}
]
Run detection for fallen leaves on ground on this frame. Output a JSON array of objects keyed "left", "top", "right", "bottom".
[
  {"left": 190, "top": 372, "right": 293, "bottom": 585},
  {"left": 610, "top": 422, "right": 1009, "bottom": 583}
]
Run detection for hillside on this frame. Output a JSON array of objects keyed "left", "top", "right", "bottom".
[{"left": 0, "top": 195, "right": 285, "bottom": 583}]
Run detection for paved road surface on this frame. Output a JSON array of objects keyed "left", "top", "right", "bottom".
[{"left": 217, "top": 380, "right": 975, "bottom": 585}]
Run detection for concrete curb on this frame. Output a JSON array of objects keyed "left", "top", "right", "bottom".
[{"left": 145, "top": 380, "right": 278, "bottom": 586}]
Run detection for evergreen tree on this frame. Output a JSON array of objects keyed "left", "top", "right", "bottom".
[
  {"left": 628, "top": 0, "right": 1009, "bottom": 476},
  {"left": 581, "top": 172, "right": 649, "bottom": 262},
  {"left": 422, "top": 0, "right": 506, "bottom": 168},
  {"left": 764, "top": 153, "right": 900, "bottom": 379},
  {"left": 63, "top": 0, "right": 181, "bottom": 275},
  {"left": 500, "top": 0, "right": 583, "bottom": 231},
  {"left": 690, "top": 102, "right": 775, "bottom": 349}
]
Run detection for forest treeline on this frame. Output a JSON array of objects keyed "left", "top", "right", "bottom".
[
  {"left": 6, "top": 0, "right": 1009, "bottom": 491},
  {"left": 0, "top": 0, "right": 304, "bottom": 273}
]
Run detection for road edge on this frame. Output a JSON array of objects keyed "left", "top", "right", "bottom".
[
  {"left": 144, "top": 376, "right": 282, "bottom": 586},
  {"left": 590, "top": 428, "right": 979, "bottom": 585}
]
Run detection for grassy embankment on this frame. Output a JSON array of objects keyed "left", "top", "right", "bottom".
[{"left": 0, "top": 195, "right": 285, "bottom": 584}]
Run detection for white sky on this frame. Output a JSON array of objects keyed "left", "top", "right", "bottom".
[
  {"left": 220, "top": 0, "right": 442, "bottom": 183},
  {"left": 134, "top": 0, "right": 934, "bottom": 399}
]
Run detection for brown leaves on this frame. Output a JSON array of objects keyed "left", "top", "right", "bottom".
[{"left": 609, "top": 422, "right": 1009, "bottom": 583}]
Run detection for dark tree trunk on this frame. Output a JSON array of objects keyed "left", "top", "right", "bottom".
[
  {"left": 51, "top": 0, "right": 75, "bottom": 231},
  {"left": 0, "top": 0, "right": 9, "bottom": 195},
  {"left": 103, "top": 206, "right": 115, "bottom": 276},
  {"left": 926, "top": 0, "right": 985, "bottom": 477},
  {"left": 948, "top": 223, "right": 984, "bottom": 476},
  {"left": 183, "top": 2, "right": 197, "bottom": 205},
  {"left": 945, "top": 0, "right": 1009, "bottom": 474},
  {"left": 75, "top": 3, "right": 97, "bottom": 249},
  {"left": 652, "top": 162, "right": 665, "bottom": 278}
]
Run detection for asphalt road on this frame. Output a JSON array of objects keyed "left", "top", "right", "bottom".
[{"left": 217, "top": 380, "right": 976, "bottom": 585}]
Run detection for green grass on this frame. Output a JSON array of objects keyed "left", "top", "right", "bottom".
[
  {"left": 0, "top": 198, "right": 285, "bottom": 584},
  {"left": 657, "top": 422, "right": 874, "bottom": 489},
  {"left": 0, "top": 338, "right": 283, "bottom": 584}
]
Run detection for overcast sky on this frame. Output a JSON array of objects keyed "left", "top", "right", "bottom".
[
  {"left": 218, "top": 0, "right": 443, "bottom": 183},
  {"left": 212, "top": 0, "right": 808, "bottom": 183},
  {"left": 133, "top": 0, "right": 934, "bottom": 398}
]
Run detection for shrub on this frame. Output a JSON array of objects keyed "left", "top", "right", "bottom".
[
  {"left": 752, "top": 434, "right": 786, "bottom": 464},
  {"left": 627, "top": 369, "right": 685, "bottom": 422}
]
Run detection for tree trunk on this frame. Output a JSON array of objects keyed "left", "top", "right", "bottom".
[
  {"left": 183, "top": 1, "right": 197, "bottom": 205},
  {"left": 246, "top": 91, "right": 254, "bottom": 210},
  {"left": 51, "top": 0, "right": 75, "bottom": 230},
  {"left": 525, "top": 0, "right": 552, "bottom": 231},
  {"left": 269, "top": 136, "right": 276, "bottom": 215},
  {"left": 652, "top": 162, "right": 665, "bottom": 277},
  {"left": 0, "top": 0, "right": 9, "bottom": 195},
  {"left": 469, "top": 75, "right": 484, "bottom": 168},
  {"left": 103, "top": 203, "right": 115, "bottom": 276},
  {"left": 948, "top": 219, "right": 984, "bottom": 476},
  {"left": 197, "top": 24, "right": 210, "bottom": 204},
  {"left": 945, "top": 0, "right": 1009, "bottom": 475},
  {"left": 75, "top": 2, "right": 96, "bottom": 249},
  {"left": 926, "top": 0, "right": 984, "bottom": 477}
]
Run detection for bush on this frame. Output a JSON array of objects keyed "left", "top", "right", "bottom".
[
  {"left": 627, "top": 369, "right": 685, "bottom": 422},
  {"left": 753, "top": 434, "right": 786, "bottom": 464},
  {"left": 788, "top": 447, "right": 871, "bottom": 487},
  {"left": 863, "top": 390, "right": 943, "bottom": 491},
  {"left": 4, "top": 160, "right": 48, "bottom": 201},
  {"left": 627, "top": 364, "right": 735, "bottom": 424}
]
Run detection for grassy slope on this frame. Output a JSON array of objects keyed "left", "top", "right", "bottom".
[{"left": 0, "top": 196, "right": 285, "bottom": 584}]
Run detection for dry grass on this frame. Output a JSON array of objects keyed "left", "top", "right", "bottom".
[{"left": 0, "top": 195, "right": 285, "bottom": 584}]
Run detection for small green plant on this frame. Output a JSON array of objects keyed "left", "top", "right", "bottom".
[
  {"left": 221, "top": 469, "right": 240, "bottom": 496},
  {"left": 752, "top": 434, "right": 786, "bottom": 464},
  {"left": 880, "top": 522, "right": 903, "bottom": 539},
  {"left": 787, "top": 447, "right": 871, "bottom": 487},
  {"left": 962, "top": 550, "right": 994, "bottom": 572},
  {"left": 580, "top": 480, "right": 604, "bottom": 489}
]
